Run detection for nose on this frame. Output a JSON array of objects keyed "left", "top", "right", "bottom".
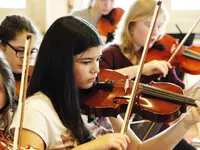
[
  {"left": 91, "top": 62, "right": 100, "bottom": 74},
  {"left": 20, "top": 57, "right": 24, "bottom": 62},
  {"left": 104, "top": 0, "right": 111, "bottom": 8},
  {"left": 152, "top": 26, "right": 159, "bottom": 37}
]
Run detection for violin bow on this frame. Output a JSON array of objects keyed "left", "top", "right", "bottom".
[
  {"left": 168, "top": 17, "right": 200, "bottom": 63},
  {"left": 13, "top": 35, "right": 32, "bottom": 150},
  {"left": 120, "top": 0, "right": 163, "bottom": 134}
]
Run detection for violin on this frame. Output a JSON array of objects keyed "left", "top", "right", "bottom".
[
  {"left": 0, "top": 129, "right": 12, "bottom": 150},
  {"left": 97, "top": 7, "right": 124, "bottom": 42},
  {"left": 0, "top": 130, "right": 35, "bottom": 150},
  {"left": 145, "top": 35, "right": 200, "bottom": 74},
  {"left": 81, "top": 69, "right": 197, "bottom": 123}
]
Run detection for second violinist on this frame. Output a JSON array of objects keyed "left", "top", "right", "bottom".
[
  {"left": 0, "top": 14, "right": 42, "bottom": 96},
  {"left": 100, "top": 0, "right": 196, "bottom": 150},
  {"left": 71, "top": 0, "right": 124, "bottom": 43}
]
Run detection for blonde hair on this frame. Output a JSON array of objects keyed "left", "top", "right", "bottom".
[{"left": 114, "top": 0, "right": 168, "bottom": 55}]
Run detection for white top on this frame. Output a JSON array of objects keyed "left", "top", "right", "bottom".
[
  {"left": 10, "top": 92, "right": 78, "bottom": 149},
  {"left": 10, "top": 92, "right": 113, "bottom": 149}
]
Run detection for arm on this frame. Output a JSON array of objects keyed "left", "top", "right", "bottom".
[
  {"left": 115, "top": 65, "right": 139, "bottom": 80},
  {"left": 116, "top": 60, "right": 172, "bottom": 80},
  {"left": 110, "top": 103, "right": 200, "bottom": 150},
  {"left": 19, "top": 129, "right": 130, "bottom": 150},
  {"left": 100, "top": 45, "right": 172, "bottom": 80},
  {"left": 72, "top": 133, "right": 130, "bottom": 150},
  {"left": 109, "top": 116, "right": 142, "bottom": 150}
]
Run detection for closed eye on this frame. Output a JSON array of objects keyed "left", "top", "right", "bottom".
[{"left": 81, "top": 61, "right": 91, "bottom": 65}]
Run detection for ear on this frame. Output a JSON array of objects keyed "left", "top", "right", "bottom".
[
  {"left": 129, "top": 22, "right": 135, "bottom": 35},
  {"left": 129, "top": 27, "right": 135, "bottom": 36},
  {"left": 0, "top": 40, "right": 6, "bottom": 51}
]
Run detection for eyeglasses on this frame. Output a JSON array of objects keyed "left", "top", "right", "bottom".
[{"left": 6, "top": 42, "right": 38, "bottom": 58}]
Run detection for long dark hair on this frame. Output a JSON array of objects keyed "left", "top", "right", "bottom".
[
  {"left": 0, "top": 52, "right": 16, "bottom": 131},
  {"left": 27, "top": 16, "right": 103, "bottom": 143}
]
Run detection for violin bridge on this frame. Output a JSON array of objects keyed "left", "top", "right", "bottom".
[
  {"left": 170, "top": 43, "right": 176, "bottom": 53},
  {"left": 124, "top": 78, "right": 129, "bottom": 93}
]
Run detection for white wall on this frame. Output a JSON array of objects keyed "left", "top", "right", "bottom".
[
  {"left": 0, "top": 0, "right": 199, "bottom": 34},
  {"left": 45, "top": 0, "right": 68, "bottom": 30},
  {"left": 0, "top": 0, "right": 46, "bottom": 33},
  {"left": 0, "top": 0, "right": 69, "bottom": 33},
  {"left": 164, "top": 0, "right": 200, "bottom": 34}
]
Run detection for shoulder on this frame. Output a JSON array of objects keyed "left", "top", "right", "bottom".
[
  {"left": 102, "top": 43, "right": 122, "bottom": 57},
  {"left": 102, "top": 43, "right": 120, "bottom": 53},
  {"left": 25, "top": 92, "right": 53, "bottom": 110},
  {"left": 70, "top": 8, "right": 89, "bottom": 17},
  {"left": 11, "top": 92, "right": 55, "bottom": 125},
  {"left": 100, "top": 43, "right": 125, "bottom": 69},
  {"left": 24, "top": 92, "right": 60, "bottom": 123},
  {"left": 9, "top": 92, "right": 66, "bottom": 148}
]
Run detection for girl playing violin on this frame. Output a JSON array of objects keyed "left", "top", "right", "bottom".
[
  {"left": 100, "top": 0, "right": 184, "bottom": 87},
  {"left": 100, "top": 0, "right": 196, "bottom": 149},
  {"left": 0, "top": 51, "right": 16, "bottom": 138},
  {"left": 8, "top": 15, "right": 200, "bottom": 150},
  {"left": 71, "top": 0, "right": 124, "bottom": 42}
]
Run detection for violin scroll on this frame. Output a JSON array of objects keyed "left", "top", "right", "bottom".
[{"left": 146, "top": 35, "right": 200, "bottom": 74}]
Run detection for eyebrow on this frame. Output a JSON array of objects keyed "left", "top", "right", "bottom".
[
  {"left": 79, "top": 58, "right": 93, "bottom": 60},
  {"left": 79, "top": 55, "right": 102, "bottom": 60},
  {"left": 16, "top": 46, "right": 25, "bottom": 49}
]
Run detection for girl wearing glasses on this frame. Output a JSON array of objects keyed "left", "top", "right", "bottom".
[{"left": 0, "top": 14, "right": 42, "bottom": 75}]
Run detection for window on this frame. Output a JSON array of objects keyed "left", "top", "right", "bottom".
[
  {"left": 0, "top": 0, "right": 26, "bottom": 8},
  {"left": 171, "top": 0, "right": 200, "bottom": 10}
]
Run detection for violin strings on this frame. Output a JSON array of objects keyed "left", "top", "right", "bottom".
[
  {"left": 140, "top": 84, "right": 196, "bottom": 106},
  {"left": 113, "top": 82, "right": 198, "bottom": 106},
  {"left": 141, "top": 84, "right": 194, "bottom": 104},
  {"left": 182, "top": 49, "right": 200, "bottom": 61}
]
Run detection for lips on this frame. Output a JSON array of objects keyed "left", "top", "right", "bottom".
[
  {"left": 18, "top": 65, "right": 23, "bottom": 68},
  {"left": 88, "top": 77, "right": 96, "bottom": 83},
  {"left": 103, "top": 9, "right": 110, "bottom": 14}
]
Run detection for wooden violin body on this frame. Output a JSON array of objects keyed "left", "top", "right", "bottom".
[
  {"left": 97, "top": 7, "right": 124, "bottom": 42},
  {"left": 0, "top": 130, "right": 12, "bottom": 150},
  {"left": 0, "top": 130, "right": 36, "bottom": 150},
  {"left": 80, "top": 70, "right": 195, "bottom": 123},
  {"left": 146, "top": 35, "right": 200, "bottom": 74}
]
